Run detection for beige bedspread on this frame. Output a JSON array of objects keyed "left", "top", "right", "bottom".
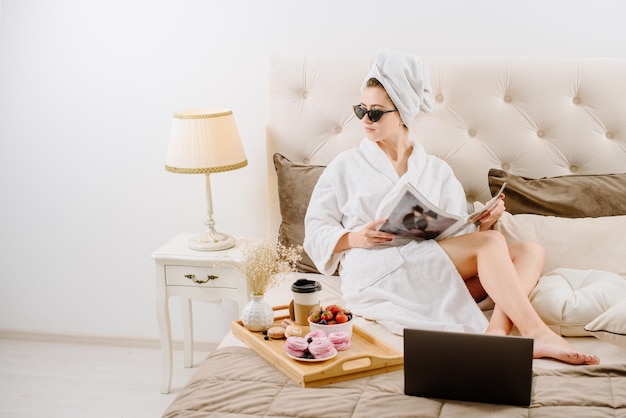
[{"left": 162, "top": 346, "right": 626, "bottom": 418}]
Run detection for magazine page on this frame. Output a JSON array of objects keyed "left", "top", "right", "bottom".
[
  {"left": 377, "top": 183, "right": 464, "bottom": 241},
  {"left": 430, "top": 182, "right": 507, "bottom": 240},
  {"left": 377, "top": 182, "right": 507, "bottom": 241}
]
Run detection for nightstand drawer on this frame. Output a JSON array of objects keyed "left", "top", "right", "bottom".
[{"left": 165, "top": 265, "right": 242, "bottom": 288}]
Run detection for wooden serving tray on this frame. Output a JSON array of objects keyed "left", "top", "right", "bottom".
[{"left": 230, "top": 305, "right": 403, "bottom": 388}]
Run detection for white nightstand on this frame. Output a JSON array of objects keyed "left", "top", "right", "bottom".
[{"left": 152, "top": 233, "right": 254, "bottom": 394}]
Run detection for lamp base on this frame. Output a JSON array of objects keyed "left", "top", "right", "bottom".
[{"left": 188, "top": 233, "right": 236, "bottom": 251}]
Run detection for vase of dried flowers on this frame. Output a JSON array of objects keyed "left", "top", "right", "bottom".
[
  {"left": 241, "top": 294, "right": 274, "bottom": 332},
  {"left": 238, "top": 239, "right": 302, "bottom": 331}
]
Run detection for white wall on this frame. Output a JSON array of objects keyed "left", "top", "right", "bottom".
[{"left": 1, "top": 0, "right": 625, "bottom": 344}]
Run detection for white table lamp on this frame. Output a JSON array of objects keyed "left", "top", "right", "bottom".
[{"left": 165, "top": 108, "right": 247, "bottom": 251}]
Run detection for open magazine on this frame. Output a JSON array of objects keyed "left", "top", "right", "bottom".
[{"left": 377, "top": 182, "right": 507, "bottom": 241}]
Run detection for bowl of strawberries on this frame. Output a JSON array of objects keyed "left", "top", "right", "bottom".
[{"left": 308, "top": 304, "right": 354, "bottom": 337}]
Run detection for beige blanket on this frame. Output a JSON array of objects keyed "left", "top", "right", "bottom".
[{"left": 162, "top": 346, "right": 626, "bottom": 417}]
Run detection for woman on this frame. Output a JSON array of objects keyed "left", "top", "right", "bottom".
[{"left": 303, "top": 49, "right": 598, "bottom": 365}]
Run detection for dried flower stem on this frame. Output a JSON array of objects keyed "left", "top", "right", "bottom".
[{"left": 237, "top": 238, "right": 303, "bottom": 296}]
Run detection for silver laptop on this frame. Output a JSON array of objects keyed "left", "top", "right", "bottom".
[{"left": 403, "top": 328, "right": 533, "bottom": 406}]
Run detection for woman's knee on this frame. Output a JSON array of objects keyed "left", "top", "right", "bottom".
[
  {"left": 512, "top": 241, "right": 546, "bottom": 264},
  {"left": 477, "top": 229, "right": 508, "bottom": 249}
]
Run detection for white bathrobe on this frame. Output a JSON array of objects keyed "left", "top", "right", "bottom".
[{"left": 304, "top": 138, "right": 489, "bottom": 335}]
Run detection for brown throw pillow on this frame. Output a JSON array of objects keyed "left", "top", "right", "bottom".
[
  {"left": 273, "top": 153, "right": 327, "bottom": 274},
  {"left": 488, "top": 169, "right": 626, "bottom": 217}
]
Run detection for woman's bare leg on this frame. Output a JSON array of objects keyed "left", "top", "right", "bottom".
[
  {"left": 438, "top": 231, "right": 599, "bottom": 365},
  {"left": 487, "top": 241, "right": 544, "bottom": 336}
]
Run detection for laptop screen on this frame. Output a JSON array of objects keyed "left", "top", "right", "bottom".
[{"left": 403, "top": 328, "right": 534, "bottom": 406}]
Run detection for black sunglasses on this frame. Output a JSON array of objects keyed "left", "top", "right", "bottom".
[{"left": 353, "top": 105, "right": 398, "bottom": 122}]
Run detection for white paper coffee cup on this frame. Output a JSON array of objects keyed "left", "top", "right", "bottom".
[{"left": 290, "top": 279, "right": 322, "bottom": 325}]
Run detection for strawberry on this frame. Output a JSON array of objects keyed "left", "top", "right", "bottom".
[
  {"left": 320, "top": 309, "right": 334, "bottom": 322},
  {"left": 309, "top": 312, "right": 321, "bottom": 323},
  {"left": 327, "top": 304, "right": 341, "bottom": 316},
  {"left": 335, "top": 312, "right": 348, "bottom": 323}
]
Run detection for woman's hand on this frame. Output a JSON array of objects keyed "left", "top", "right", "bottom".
[
  {"left": 477, "top": 196, "right": 506, "bottom": 231},
  {"left": 335, "top": 218, "right": 395, "bottom": 252}
]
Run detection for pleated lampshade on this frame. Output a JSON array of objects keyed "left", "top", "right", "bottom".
[{"left": 166, "top": 108, "right": 247, "bottom": 174}]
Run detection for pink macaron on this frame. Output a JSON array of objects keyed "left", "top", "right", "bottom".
[
  {"left": 284, "top": 336, "right": 309, "bottom": 358},
  {"left": 305, "top": 330, "right": 327, "bottom": 341},
  {"left": 308, "top": 337, "right": 336, "bottom": 359},
  {"left": 328, "top": 331, "right": 351, "bottom": 351}
]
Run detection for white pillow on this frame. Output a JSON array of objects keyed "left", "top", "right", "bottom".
[
  {"left": 529, "top": 268, "right": 626, "bottom": 336},
  {"left": 584, "top": 300, "right": 626, "bottom": 349},
  {"left": 496, "top": 212, "right": 626, "bottom": 278}
]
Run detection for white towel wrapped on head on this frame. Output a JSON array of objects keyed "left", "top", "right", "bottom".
[{"left": 362, "top": 49, "right": 433, "bottom": 127}]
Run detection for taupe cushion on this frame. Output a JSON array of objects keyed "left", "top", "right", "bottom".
[
  {"left": 488, "top": 169, "right": 626, "bottom": 217},
  {"left": 273, "top": 153, "right": 326, "bottom": 274}
]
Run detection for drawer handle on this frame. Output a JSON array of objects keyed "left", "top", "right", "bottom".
[{"left": 184, "top": 274, "right": 218, "bottom": 284}]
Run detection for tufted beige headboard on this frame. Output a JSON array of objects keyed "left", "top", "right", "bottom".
[{"left": 266, "top": 55, "right": 626, "bottom": 235}]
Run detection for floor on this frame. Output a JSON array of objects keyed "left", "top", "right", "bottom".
[{"left": 0, "top": 336, "right": 216, "bottom": 418}]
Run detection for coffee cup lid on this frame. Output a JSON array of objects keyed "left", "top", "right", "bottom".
[{"left": 291, "top": 278, "right": 322, "bottom": 293}]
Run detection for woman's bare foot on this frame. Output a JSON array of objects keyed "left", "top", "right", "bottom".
[{"left": 532, "top": 330, "right": 600, "bottom": 365}]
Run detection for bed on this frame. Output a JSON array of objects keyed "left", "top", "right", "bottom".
[{"left": 162, "top": 55, "right": 626, "bottom": 417}]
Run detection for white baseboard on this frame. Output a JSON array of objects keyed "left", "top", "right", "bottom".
[{"left": 0, "top": 328, "right": 219, "bottom": 352}]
